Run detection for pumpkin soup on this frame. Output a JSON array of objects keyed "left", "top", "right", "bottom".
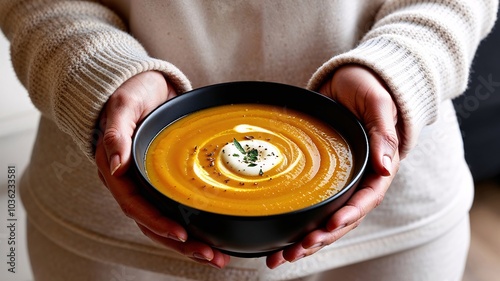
[{"left": 145, "top": 104, "right": 353, "bottom": 216}]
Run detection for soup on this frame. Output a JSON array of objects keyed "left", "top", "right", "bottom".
[{"left": 145, "top": 104, "right": 353, "bottom": 216}]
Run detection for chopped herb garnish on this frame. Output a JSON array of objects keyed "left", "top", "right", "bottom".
[
  {"left": 245, "top": 148, "right": 258, "bottom": 163},
  {"left": 233, "top": 138, "right": 246, "bottom": 154},
  {"left": 232, "top": 138, "right": 270, "bottom": 169}
]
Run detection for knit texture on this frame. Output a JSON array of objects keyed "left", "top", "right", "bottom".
[
  {"left": 307, "top": 0, "right": 498, "bottom": 154},
  {"left": 0, "top": 0, "right": 192, "bottom": 160}
]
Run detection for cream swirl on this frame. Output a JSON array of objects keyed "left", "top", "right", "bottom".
[{"left": 191, "top": 122, "right": 307, "bottom": 190}]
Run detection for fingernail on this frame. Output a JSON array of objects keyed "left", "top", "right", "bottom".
[
  {"left": 193, "top": 252, "right": 212, "bottom": 261},
  {"left": 291, "top": 254, "right": 306, "bottom": 263},
  {"left": 110, "top": 154, "right": 121, "bottom": 175},
  {"left": 331, "top": 224, "right": 346, "bottom": 232},
  {"left": 382, "top": 155, "right": 392, "bottom": 176},
  {"left": 207, "top": 262, "right": 222, "bottom": 270},
  {"left": 270, "top": 259, "right": 287, "bottom": 269},
  {"left": 306, "top": 242, "right": 324, "bottom": 250},
  {"left": 167, "top": 233, "right": 186, "bottom": 242}
]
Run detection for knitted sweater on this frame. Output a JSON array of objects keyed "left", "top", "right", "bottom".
[{"left": 0, "top": 0, "right": 497, "bottom": 280}]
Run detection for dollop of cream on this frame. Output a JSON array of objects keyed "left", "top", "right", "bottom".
[{"left": 220, "top": 139, "right": 282, "bottom": 176}]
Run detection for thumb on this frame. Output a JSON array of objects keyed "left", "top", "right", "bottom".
[
  {"left": 100, "top": 71, "right": 172, "bottom": 176},
  {"left": 101, "top": 93, "right": 137, "bottom": 176},
  {"left": 357, "top": 73, "right": 399, "bottom": 177},
  {"left": 365, "top": 98, "right": 399, "bottom": 177},
  {"left": 324, "top": 65, "right": 400, "bottom": 177}
]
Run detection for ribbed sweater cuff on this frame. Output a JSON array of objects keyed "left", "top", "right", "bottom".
[
  {"left": 53, "top": 40, "right": 192, "bottom": 161},
  {"left": 307, "top": 36, "right": 439, "bottom": 154}
]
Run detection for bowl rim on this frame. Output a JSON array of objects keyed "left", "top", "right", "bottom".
[{"left": 132, "top": 81, "right": 369, "bottom": 220}]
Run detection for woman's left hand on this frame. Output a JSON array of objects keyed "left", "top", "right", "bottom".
[{"left": 266, "top": 65, "right": 401, "bottom": 269}]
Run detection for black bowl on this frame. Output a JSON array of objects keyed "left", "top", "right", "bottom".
[{"left": 132, "top": 81, "right": 369, "bottom": 257}]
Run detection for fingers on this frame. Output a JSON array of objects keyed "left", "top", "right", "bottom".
[
  {"left": 96, "top": 117, "right": 232, "bottom": 269},
  {"left": 266, "top": 150, "right": 399, "bottom": 269},
  {"left": 95, "top": 143, "right": 188, "bottom": 241},
  {"left": 325, "top": 154, "right": 398, "bottom": 231},
  {"left": 266, "top": 220, "right": 361, "bottom": 269},
  {"left": 137, "top": 224, "right": 231, "bottom": 269}
]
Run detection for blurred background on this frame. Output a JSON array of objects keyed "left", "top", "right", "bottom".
[
  {"left": 1, "top": 11, "right": 499, "bottom": 280},
  {"left": 453, "top": 13, "right": 500, "bottom": 183},
  {"left": 452, "top": 6, "right": 500, "bottom": 281}
]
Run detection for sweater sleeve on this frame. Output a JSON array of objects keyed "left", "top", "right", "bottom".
[
  {"left": 307, "top": 0, "right": 498, "bottom": 154},
  {"left": 0, "top": 0, "right": 192, "bottom": 160}
]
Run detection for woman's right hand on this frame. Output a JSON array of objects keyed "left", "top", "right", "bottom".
[{"left": 94, "top": 71, "right": 231, "bottom": 269}]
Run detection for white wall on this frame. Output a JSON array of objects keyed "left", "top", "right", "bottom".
[{"left": 0, "top": 33, "right": 38, "bottom": 280}]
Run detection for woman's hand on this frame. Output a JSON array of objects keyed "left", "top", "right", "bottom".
[
  {"left": 266, "top": 65, "right": 401, "bottom": 269},
  {"left": 94, "top": 71, "right": 231, "bottom": 269}
]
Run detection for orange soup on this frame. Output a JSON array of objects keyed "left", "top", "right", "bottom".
[{"left": 145, "top": 104, "right": 353, "bottom": 216}]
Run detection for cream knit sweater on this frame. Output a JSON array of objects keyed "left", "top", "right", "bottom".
[{"left": 0, "top": 0, "right": 497, "bottom": 280}]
